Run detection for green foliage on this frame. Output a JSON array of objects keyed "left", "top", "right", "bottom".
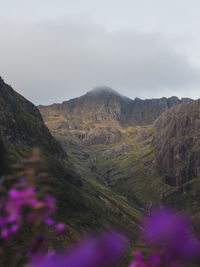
[{"left": 64, "top": 128, "right": 170, "bottom": 209}]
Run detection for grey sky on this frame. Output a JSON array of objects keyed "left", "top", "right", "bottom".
[{"left": 0, "top": 0, "right": 200, "bottom": 104}]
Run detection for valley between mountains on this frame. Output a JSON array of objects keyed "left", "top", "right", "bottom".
[
  {"left": 39, "top": 86, "right": 200, "bottom": 222},
  {"left": 1, "top": 78, "right": 200, "bottom": 265}
]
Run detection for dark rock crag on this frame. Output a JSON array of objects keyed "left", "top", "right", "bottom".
[
  {"left": 39, "top": 86, "right": 192, "bottom": 146},
  {"left": 153, "top": 99, "right": 200, "bottom": 186}
]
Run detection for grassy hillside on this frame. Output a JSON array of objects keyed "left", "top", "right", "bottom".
[
  {"left": 38, "top": 87, "right": 190, "bottom": 212},
  {"left": 0, "top": 77, "right": 142, "bottom": 266},
  {"left": 54, "top": 125, "right": 171, "bottom": 209}
]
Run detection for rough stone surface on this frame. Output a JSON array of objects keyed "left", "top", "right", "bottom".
[
  {"left": 153, "top": 99, "right": 200, "bottom": 186},
  {"left": 84, "top": 127, "right": 122, "bottom": 146},
  {"left": 38, "top": 86, "right": 192, "bottom": 147}
]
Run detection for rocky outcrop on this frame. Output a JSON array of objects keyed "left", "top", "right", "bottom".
[
  {"left": 102, "top": 143, "right": 131, "bottom": 158},
  {"left": 153, "top": 100, "right": 200, "bottom": 186},
  {"left": 84, "top": 127, "right": 121, "bottom": 145},
  {"left": 125, "top": 96, "right": 192, "bottom": 126},
  {"left": 38, "top": 86, "right": 192, "bottom": 147},
  {"left": 39, "top": 87, "right": 192, "bottom": 129}
]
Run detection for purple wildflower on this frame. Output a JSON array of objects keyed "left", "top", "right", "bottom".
[
  {"left": 29, "top": 231, "right": 126, "bottom": 267},
  {"left": 8, "top": 187, "right": 35, "bottom": 201},
  {"left": 128, "top": 251, "right": 147, "bottom": 267},
  {"left": 45, "top": 217, "right": 55, "bottom": 226},
  {"left": 128, "top": 251, "right": 160, "bottom": 267},
  {"left": 28, "top": 234, "right": 47, "bottom": 260},
  {"left": 42, "top": 194, "right": 56, "bottom": 226},
  {"left": 55, "top": 222, "right": 66, "bottom": 233},
  {"left": 148, "top": 253, "right": 160, "bottom": 265},
  {"left": 0, "top": 180, "right": 65, "bottom": 244},
  {"left": 143, "top": 208, "right": 200, "bottom": 261}
]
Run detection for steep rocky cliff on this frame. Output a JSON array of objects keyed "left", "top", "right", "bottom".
[
  {"left": 153, "top": 99, "right": 200, "bottom": 186},
  {"left": 38, "top": 85, "right": 200, "bottom": 225},
  {"left": 39, "top": 86, "right": 192, "bottom": 127},
  {"left": 39, "top": 87, "right": 191, "bottom": 207},
  {"left": 152, "top": 100, "right": 200, "bottom": 219},
  {"left": 39, "top": 86, "right": 192, "bottom": 147}
]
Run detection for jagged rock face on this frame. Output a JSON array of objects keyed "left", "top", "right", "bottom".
[
  {"left": 0, "top": 77, "right": 65, "bottom": 161},
  {"left": 39, "top": 86, "right": 131, "bottom": 130},
  {"left": 102, "top": 143, "right": 131, "bottom": 158},
  {"left": 153, "top": 100, "right": 200, "bottom": 186},
  {"left": 39, "top": 87, "right": 191, "bottom": 206},
  {"left": 39, "top": 87, "right": 192, "bottom": 128},
  {"left": 125, "top": 96, "right": 192, "bottom": 126},
  {"left": 38, "top": 86, "right": 192, "bottom": 147},
  {"left": 83, "top": 127, "right": 122, "bottom": 146}
]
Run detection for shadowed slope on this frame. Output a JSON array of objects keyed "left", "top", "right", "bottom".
[{"left": 0, "top": 78, "right": 141, "bottom": 262}]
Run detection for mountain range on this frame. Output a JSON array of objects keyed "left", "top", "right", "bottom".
[
  {"left": 38, "top": 86, "right": 198, "bottom": 208},
  {"left": 1, "top": 78, "right": 200, "bottom": 265}
]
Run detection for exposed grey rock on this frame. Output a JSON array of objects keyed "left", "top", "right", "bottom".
[
  {"left": 153, "top": 99, "right": 200, "bottom": 186},
  {"left": 102, "top": 143, "right": 130, "bottom": 158},
  {"left": 39, "top": 86, "right": 193, "bottom": 129}
]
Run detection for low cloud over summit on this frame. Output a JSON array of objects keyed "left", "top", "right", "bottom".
[{"left": 0, "top": 15, "right": 200, "bottom": 104}]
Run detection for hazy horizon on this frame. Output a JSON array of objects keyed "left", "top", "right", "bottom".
[
  {"left": 1, "top": 0, "right": 200, "bottom": 105},
  {"left": 33, "top": 84, "right": 195, "bottom": 106}
]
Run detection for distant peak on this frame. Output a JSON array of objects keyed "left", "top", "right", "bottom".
[
  {"left": 134, "top": 97, "right": 142, "bottom": 101},
  {"left": 86, "top": 86, "right": 120, "bottom": 96}
]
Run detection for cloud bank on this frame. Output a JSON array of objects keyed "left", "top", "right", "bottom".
[{"left": 0, "top": 17, "right": 199, "bottom": 104}]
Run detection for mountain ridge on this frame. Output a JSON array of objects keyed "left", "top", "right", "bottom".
[
  {"left": 38, "top": 87, "right": 195, "bottom": 210},
  {"left": 2, "top": 77, "right": 200, "bottom": 264},
  {"left": 40, "top": 86, "right": 193, "bottom": 107},
  {"left": 39, "top": 86, "right": 193, "bottom": 129}
]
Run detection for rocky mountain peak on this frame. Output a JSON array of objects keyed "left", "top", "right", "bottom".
[
  {"left": 86, "top": 86, "right": 120, "bottom": 97},
  {"left": 39, "top": 87, "right": 194, "bottom": 133}
]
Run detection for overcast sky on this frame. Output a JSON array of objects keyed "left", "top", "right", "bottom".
[{"left": 1, "top": 0, "right": 200, "bottom": 104}]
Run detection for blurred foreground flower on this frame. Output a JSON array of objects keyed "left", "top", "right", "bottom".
[
  {"left": 0, "top": 181, "right": 64, "bottom": 241},
  {"left": 29, "top": 231, "right": 126, "bottom": 267},
  {"left": 144, "top": 208, "right": 200, "bottom": 261},
  {"left": 129, "top": 207, "right": 200, "bottom": 267},
  {"left": 1, "top": 150, "right": 200, "bottom": 266},
  {"left": 129, "top": 251, "right": 160, "bottom": 267}
]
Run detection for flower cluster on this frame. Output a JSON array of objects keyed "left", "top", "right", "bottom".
[
  {"left": 129, "top": 208, "right": 200, "bottom": 267},
  {"left": 1, "top": 179, "right": 200, "bottom": 267},
  {"left": 129, "top": 251, "right": 161, "bottom": 267},
  {"left": 0, "top": 181, "right": 65, "bottom": 242},
  {"left": 29, "top": 231, "right": 126, "bottom": 267},
  {"left": 1, "top": 150, "right": 200, "bottom": 267}
]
